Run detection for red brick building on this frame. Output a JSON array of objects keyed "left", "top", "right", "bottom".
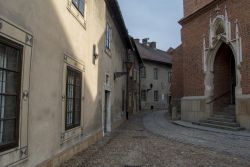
[{"left": 172, "top": 0, "right": 250, "bottom": 130}]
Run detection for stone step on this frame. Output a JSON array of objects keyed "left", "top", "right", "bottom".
[
  {"left": 208, "top": 117, "right": 236, "bottom": 123},
  {"left": 193, "top": 122, "right": 245, "bottom": 131},
  {"left": 202, "top": 120, "right": 240, "bottom": 127},
  {"left": 214, "top": 112, "right": 235, "bottom": 116},
  {"left": 212, "top": 114, "right": 236, "bottom": 119}
]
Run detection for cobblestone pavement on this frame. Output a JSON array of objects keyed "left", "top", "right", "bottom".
[
  {"left": 144, "top": 111, "right": 250, "bottom": 159},
  {"left": 61, "top": 112, "right": 250, "bottom": 167}
]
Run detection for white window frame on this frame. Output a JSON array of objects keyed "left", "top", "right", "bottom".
[
  {"left": 67, "top": 0, "right": 87, "bottom": 29},
  {"left": 0, "top": 17, "right": 32, "bottom": 167},
  {"left": 61, "top": 53, "right": 85, "bottom": 144},
  {"left": 105, "top": 23, "right": 112, "bottom": 50}
]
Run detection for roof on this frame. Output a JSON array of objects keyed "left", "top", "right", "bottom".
[
  {"left": 130, "top": 37, "right": 144, "bottom": 66},
  {"left": 134, "top": 41, "right": 172, "bottom": 65}
]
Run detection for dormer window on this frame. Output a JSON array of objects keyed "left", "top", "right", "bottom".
[{"left": 72, "top": 0, "right": 85, "bottom": 16}]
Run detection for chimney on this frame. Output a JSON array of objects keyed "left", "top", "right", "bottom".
[
  {"left": 150, "top": 42, "right": 157, "bottom": 49},
  {"left": 134, "top": 38, "right": 140, "bottom": 43},
  {"left": 142, "top": 38, "right": 149, "bottom": 45},
  {"left": 167, "top": 47, "right": 174, "bottom": 54}
]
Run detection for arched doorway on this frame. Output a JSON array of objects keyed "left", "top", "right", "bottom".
[{"left": 212, "top": 43, "right": 236, "bottom": 113}]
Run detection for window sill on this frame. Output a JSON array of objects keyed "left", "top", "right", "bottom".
[
  {"left": 61, "top": 126, "right": 84, "bottom": 144},
  {"left": 67, "top": 0, "right": 86, "bottom": 29}
]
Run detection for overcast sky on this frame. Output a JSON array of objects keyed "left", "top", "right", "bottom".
[{"left": 118, "top": 0, "right": 183, "bottom": 51}]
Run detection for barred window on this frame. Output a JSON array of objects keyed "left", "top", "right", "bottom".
[
  {"left": 0, "top": 38, "right": 22, "bottom": 152},
  {"left": 154, "top": 91, "right": 159, "bottom": 101},
  {"left": 141, "top": 90, "right": 147, "bottom": 101},
  {"left": 65, "top": 67, "right": 82, "bottom": 130},
  {"left": 72, "top": 0, "right": 85, "bottom": 16}
]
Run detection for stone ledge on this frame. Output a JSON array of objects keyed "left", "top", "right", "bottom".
[{"left": 173, "top": 120, "right": 250, "bottom": 137}]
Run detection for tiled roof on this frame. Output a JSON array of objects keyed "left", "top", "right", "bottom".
[{"left": 134, "top": 41, "right": 172, "bottom": 65}]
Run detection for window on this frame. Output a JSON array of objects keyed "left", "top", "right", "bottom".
[
  {"left": 106, "top": 24, "right": 112, "bottom": 50},
  {"left": 65, "top": 67, "right": 82, "bottom": 130},
  {"left": 154, "top": 91, "right": 159, "bottom": 101},
  {"left": 122, "top": 90, "right": 125, "bottom": 111},
  {"left": 154, "top": 68, "right": 158, "bottom": 80},
  {"left": 0, "top": 39, "right": 22, "bottom": 152},
  {"left": 105, "top": 74, "right": 110, "bottom": 85},
  {"left": 140, "top": 67, "right": 146, "bottom": 78},
  {"left": 168, "top": 71, "right": 172, "bottom": 83},
  {"left": 72, "top": 0, "right": 85, "bottom": 16},
  {"left": 141, "top": 90, "right": 147, "bottom": 101}
]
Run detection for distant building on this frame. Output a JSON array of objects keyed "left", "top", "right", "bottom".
[
  {"left": 127, "top": 38, "right": 144, "bottom": 115},
  {"left": 134, "top": 39, "right": 172, "bottom": 110}
]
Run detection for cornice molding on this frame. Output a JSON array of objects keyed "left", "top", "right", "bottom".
[{"left": 179, "top": 0, "right": 225, "bottom": 25}]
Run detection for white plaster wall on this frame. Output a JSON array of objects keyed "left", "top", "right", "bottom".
[{"left": 0, "top": 0, "right": 127, "bottom": 166}]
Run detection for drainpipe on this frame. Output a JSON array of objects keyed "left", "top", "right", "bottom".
[{"left": 139, "top": 64, "right": 144, "bottom": 111}]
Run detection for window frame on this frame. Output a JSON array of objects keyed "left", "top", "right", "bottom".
[
  {"left": 168, "top": 71, "right": 172, "bottom": 83},
  {"left": 154, "top": 90, "right": 159, "bottom": 102},
  {"left": 154, "top": 68, "right": 158, "bottom": 80},
  {"left": 105, "top": 23, "right": 112, "bottom": 50},
  {"left": 0, "top": 36, "right": 23, "bottom": 153},
  {"left": 141, "top": 90, "right": 147, "bottom": 101},
  {"left": 140, "top": 67, "right": 146, "bottom": 78},
  {"left": 61, "top": 54, "right": 85, "bottom": 143},
  {"left": 65, "top": 66, "right": 82, "bottom": 131},
  {"left": 72, "top": 0, "right": 85, "bottom": 16}
]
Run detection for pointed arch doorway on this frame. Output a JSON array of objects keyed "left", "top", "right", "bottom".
[{"left": 212, "top": 43, "right": 236, "bottom": 113}]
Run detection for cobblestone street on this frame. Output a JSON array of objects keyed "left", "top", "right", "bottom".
[{"left": 62, "top": 111, "right": 250, "bottom": 167}]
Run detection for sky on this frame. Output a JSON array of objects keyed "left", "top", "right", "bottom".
[{"left": 118, "top": 0, "right": 183, "bottom": 51}]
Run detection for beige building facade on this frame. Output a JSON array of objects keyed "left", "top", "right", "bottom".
[
  {"left": 135, "top": 39, "right": 172, "bottom": 110},
  {"left": 0, "top": 0, "right": 131, "bottom": 166}
]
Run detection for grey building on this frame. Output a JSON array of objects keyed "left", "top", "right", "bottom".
[{"left": 135, "top": 39, "right": 172, "bottom": 110}]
